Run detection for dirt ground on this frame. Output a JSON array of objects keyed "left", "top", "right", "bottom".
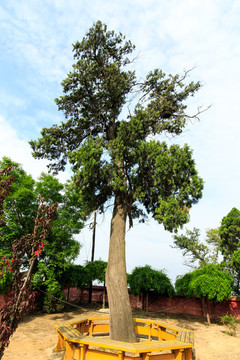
[{"left": 2, "top": 307, "right": 240, "bottom": 360}]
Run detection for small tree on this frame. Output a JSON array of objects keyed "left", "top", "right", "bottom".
[
  {"left": 175, "top": 264, "right": 233, "bottom": 324},
  {"left": 61, "top": 264, "right": 89, "bottom": 309},
  {"left": 128, "top": 265, "right": 174, "bottom": 312},
  {"left": 85, "top": 260, "right": 107, "bottom": 307}
]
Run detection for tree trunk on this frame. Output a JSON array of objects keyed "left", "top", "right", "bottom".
[
  {"left": 106, "top": 195, "right": 136, "bottom": 342},
  {"left": 146, "top": 291, "right": 149, "bottom": 314},
  {"left": 204, "top": 297, "right": 211, "bottom": 325}
]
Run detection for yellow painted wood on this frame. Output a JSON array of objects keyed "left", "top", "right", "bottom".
[
  {"left": 148, "top": 355, "right": 177, "bottom": 360},
  {"left": 85, "top": 349, "right": 138, "bottom": 360},
  {"left": 54, "top": 316, "right": 194, "bottom": 360},
  {"left": 80, "top": 344, "right": 87, "bottom": 360},
  {"left": 54, "top": 332, "right": 64, "bottom": 351},
  {"left": 172, "top": 349, "right": 183, "bottom": 360},
  {"left": 118, "top": 350, "right": 125, "bottom": 360},
  {"left": 142, "top": 352, "right": 151, "bottom": 360},
  {"left": 63, "top": 340, "right": 74, "bottom": 360}
]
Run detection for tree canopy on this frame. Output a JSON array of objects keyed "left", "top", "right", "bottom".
[
  {"left": 175, "top": 264, "right": 233, "bottom": 302},
  {"left": 30, "top": 21, "right": 204, "bottom": 342},
  {"left": 128, "top": 265, "right": 174, "bottom": 312},
  {"left": 30, "top": 21, "right": 203, "bottom": 231},
  {"left": 128, "top": 265, "right": 174, "bottom": 297},
  {"left": 85, "top": 260, "right": 107, "bottom": 284}
]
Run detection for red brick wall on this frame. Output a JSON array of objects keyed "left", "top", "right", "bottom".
[
  {"left": 63, "top": 285, "right": 240, "bottom": 320},
  {"left": 1, "top": 286, "right": 240, "bottom": 320}
]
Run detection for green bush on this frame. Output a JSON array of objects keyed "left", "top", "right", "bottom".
[
  {"left": 220, "top": 313, "right": 237, "bottom": 336},
  {"left": 0, "top": 255, "right": 13, "bottom": 295},
  {"left": 128, "top": 265, "right": 174, "bottom": 297},
  {"left": 42, "top": 289, "right": 65, "bottom": 313},
  {"left": 175, "top": 264, "right": 233, "bottom": 302}
]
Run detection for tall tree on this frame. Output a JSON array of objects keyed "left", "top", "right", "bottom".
[{"left": 30, "top": 21, "right": 204, "bottom": 341}]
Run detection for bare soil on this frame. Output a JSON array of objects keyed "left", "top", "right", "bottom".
[{"left": 2, "top": 307, "right": 240, "bottom": 360}]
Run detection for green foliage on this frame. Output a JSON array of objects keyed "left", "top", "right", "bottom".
[
  {"left": 219, "top": 207, "right": 240, "bottom": 294},
  {"left": 175, "top": 264, "right": 233, "bottom": 302},
  {"left": 85, "top": 260, "right": 107, "bottom": 284},
  {"left": 173, "top": 227, "right": 221, "bottom": 268},
  {"left": 175, "top": 272, "right": 193, "bottom": 296},
  {"left": 219, "top": 207, "right": 240, "bottom": 260},
  {"left": 0, "top": 157, "right": 36, "bottom": 254},
  {"left": 0, "top": 157, "right": 85, "bottom": 312},
  {"left": 42, "top": 289, "right": 65, "bottom": 314},
  {"left": 62, "top": 264, "right": 89, "bottom": 289},
  {"left": 220, "top": 313, "right": 237, "bottom": 336},
  {"left": 128, "top": 265, "right": 174, "bottom": 297},
  {"left": 30, "top": 20, "right": 203, "bottom": 232},
  {"left": 0, "top": 253, "right": 12, "bottom": 294}
]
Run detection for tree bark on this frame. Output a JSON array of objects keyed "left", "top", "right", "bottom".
[
  {"left": 146, "top": 291, "right": 149, "bottom": 314},
  {"left": 106, "top": 194, "right": 136, "bottom": 342},
  {"left": 204, "top": 297, "right": 211, "bottom": 325}
]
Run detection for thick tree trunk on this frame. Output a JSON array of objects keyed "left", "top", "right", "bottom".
[{"left": 106, "top": 195, "right": 136, "bottom": 342}]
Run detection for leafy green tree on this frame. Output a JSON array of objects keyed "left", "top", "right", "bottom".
[
  {"left": 85, "top": 260, "right": 107, "bottom": 284},
  {"left": 175, "top": 272, "right": 193, "bottom": 296},
  {"left": 85, "top": 260, "right": 107, "bottom": 307},
  {"left": 172, "top": 227, "right": 221, "bottom": 269},
  {"left": 0, "top": 157, "right": 84, "bottom": 311},
  {"left": 62, "top": 264, "right": 89, "bottom": 290},
  {"left": 128, "top": 265, "right": 174, "bottom": 312},
  {"left": 219, "top": 207, "right": 240, "bottom": 293},
  {"left": 0, "top": 157, "right": 36, "bottom": 256},
  {"left": 219, "top": 208, "right": 240, "bottom": 257},
  {"left": 30, "top": 21, "right": 204, "bottom": 341},
  {"left": 175, "top": 264, "right": 233, "bottom": 324}
]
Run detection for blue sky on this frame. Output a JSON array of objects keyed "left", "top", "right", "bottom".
[{"left": 0, "top": 0, "right": 240, "bottom": 282}]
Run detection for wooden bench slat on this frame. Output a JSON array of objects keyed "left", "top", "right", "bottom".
[{"left": 135, "top": 340, "right": 193, "bottom": 352}]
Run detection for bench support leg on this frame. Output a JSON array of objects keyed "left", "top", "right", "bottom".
[
  {"left": 64, "top": 341, "right": 74, "bottom": 360},
  {"left": 118, "top": 350, "right": 125, "bottom": 359},
  {"left": 184, "top": 348, "right": 192, "bottom": 360},
  {"left": 54, "top": 332, "right": 64, "bottom": 351},
  {"left": 173, "top": 349, "right": 184, "bottom": 360},
  {"left": 80, "top": 344, "right": 87, "bottom": 360}
]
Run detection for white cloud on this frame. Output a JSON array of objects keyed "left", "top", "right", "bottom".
[
  {"left": 0, "top": 115, "right": 46, "bottom": 178},
  {"left": 0, "top": 115, "right": 70, "bottom": 183}
]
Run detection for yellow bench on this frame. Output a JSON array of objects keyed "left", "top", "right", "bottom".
[{"left": 54, "top": 317, "right": 194, "bottom": 360}]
